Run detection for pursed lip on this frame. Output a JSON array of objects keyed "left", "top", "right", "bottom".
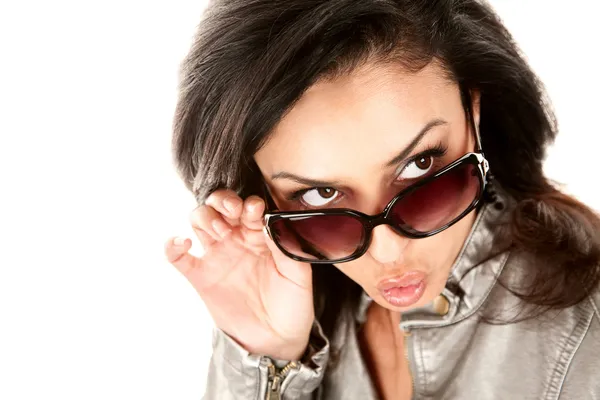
[{"left": 376, "top": 270, "right": 427, "bottom": 292}]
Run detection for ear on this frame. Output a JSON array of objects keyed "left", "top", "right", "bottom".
[{"left": 470, "top": 89, "right": 481, "bottom": 127}]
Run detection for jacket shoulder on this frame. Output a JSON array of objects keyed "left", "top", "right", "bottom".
[{"left": 556, "top": 285, "right": 600, "bottom": 399}]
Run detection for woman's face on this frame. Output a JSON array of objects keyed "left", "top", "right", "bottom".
[{"left": 254, "top": 61, "right": 480, "bottom": 312}]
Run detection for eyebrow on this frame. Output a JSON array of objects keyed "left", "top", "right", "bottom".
[
  {"left": 271, "top": 118, "right": 448, "bottom": 187},
  {"left": 384, "top": 118, "right": 448, "bottom": 167},
  {"left": 270, "top": 172, "right": 340, "bottom": 187}
]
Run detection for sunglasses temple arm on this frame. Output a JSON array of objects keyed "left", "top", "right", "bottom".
[
  {"left": 462, "top": 88, "right": 484, "bottom": 153},
  {"left": 466, "top": 101, "right": 490, "bottom": 177},
  {"left": 472, "top": 112, "right": 483, "bottom": 153}
]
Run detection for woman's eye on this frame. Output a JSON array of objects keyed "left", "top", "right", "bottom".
[
  {"left": 300, "top": 187, "right": 339, "bottom": 207},
  {"left": 398, "top": 155, "right": 434, "bottom": 179}
]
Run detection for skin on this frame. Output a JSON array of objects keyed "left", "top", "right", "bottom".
[{"left": 255, "top": 60, "right": 480, "bottom": 314}]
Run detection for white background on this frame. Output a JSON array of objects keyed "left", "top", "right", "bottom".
[{"left": 0, "top": 1, "right": 598, "bottom": 399}]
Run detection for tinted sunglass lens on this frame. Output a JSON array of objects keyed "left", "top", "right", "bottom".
[
  {"left": 270, "top": 214, "right": 365, "bottom": 261},
  {"left": 390, "top": 163, "right": 481, "bottom": 233}
]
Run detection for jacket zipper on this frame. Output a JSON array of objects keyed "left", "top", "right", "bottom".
[{"left": 265, "top": 358, "right": 299, "bottom": 400}]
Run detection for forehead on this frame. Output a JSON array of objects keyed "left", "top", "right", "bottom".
[{"left": 254, "top": 61, "right": 461, "bottom": 182}]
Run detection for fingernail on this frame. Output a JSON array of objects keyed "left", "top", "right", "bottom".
[
  {"left": 174, "top": 237, "right": 187, "bottom": 246},
  {"left": 212, "top": 220, "right": 232, "bottom": 238}
]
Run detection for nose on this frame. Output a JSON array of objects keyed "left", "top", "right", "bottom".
[{"left": 367, "top": 224, "right": 409, "bottom": 265}]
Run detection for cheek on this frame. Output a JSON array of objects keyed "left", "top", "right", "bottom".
[
  {"left": 333, "top": 260, "right": 372, "bottom": 286},
  {"left": 424, "top": 211, "right": 476, "bottom": 275},
  {"left": 420, "top": 236, "right": 459, "bottom": 282}
]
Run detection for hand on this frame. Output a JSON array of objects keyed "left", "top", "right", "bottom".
[{"left": 164, "top": 189, "right": 315, "bottom": 360}]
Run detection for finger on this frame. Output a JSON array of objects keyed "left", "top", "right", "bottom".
[
  {"left": 164, "top": 236, "right": 201, "bottom": 276},
  {"left": 240, "top": 196, "right": 266, "bottom": 231},
  {"left": 196, "top": 229, "right": 217, "bottom": 251},
  {"left": 238, "top": 227, "right": 269, "bottom": 254},
  {"left": 190, "top": 205, "right": 233, "bottom": 242},
  {"left": 204, "top": 189, "right": 244, "bottom": 225}
]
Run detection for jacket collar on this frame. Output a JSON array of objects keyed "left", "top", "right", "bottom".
[{"left": 356, "top": 186, "right": 514, "bottom": 330}]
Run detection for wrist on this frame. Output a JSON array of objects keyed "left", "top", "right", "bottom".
[{"left": 265, "top": 339, "right": 309, "bottom": 361}]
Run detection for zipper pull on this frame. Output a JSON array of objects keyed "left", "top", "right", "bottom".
[
  {"left": 265, "top": 359, "right": 299, "bottom": 400},
  {"left": 266, "top": 363, "right": 281, "bottom": 400},
  {"left": 266, "top": 377, "right": 282, "bottom": 400}
]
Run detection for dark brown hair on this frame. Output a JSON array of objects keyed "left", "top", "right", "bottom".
[{"left": 172, "top": 0, "right": 600, "bottom": 348}]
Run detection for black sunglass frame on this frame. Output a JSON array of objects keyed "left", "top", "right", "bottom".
[{"left": 263, "top": 152, "right": 489, "bottom": 263}]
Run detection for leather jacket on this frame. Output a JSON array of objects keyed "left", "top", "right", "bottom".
[{"left": 202, "top": 188, "right": 600, "bottom": 399}]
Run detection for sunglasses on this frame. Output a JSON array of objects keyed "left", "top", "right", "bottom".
[{"left": 263, "top": 94, "right": 490, "bottom": 264}]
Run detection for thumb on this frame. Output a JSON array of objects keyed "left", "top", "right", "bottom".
[{"left": 164, "top": 237, "right": 201, "bottom": 276}]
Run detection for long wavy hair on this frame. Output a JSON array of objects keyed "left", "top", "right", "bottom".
[{"left": 172, "top": 0, "right": 600, "bottom": 354}]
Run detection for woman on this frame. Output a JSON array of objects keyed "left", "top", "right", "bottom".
[{"left": 165, "top": 0, "right": 600, "bottom": 398}]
